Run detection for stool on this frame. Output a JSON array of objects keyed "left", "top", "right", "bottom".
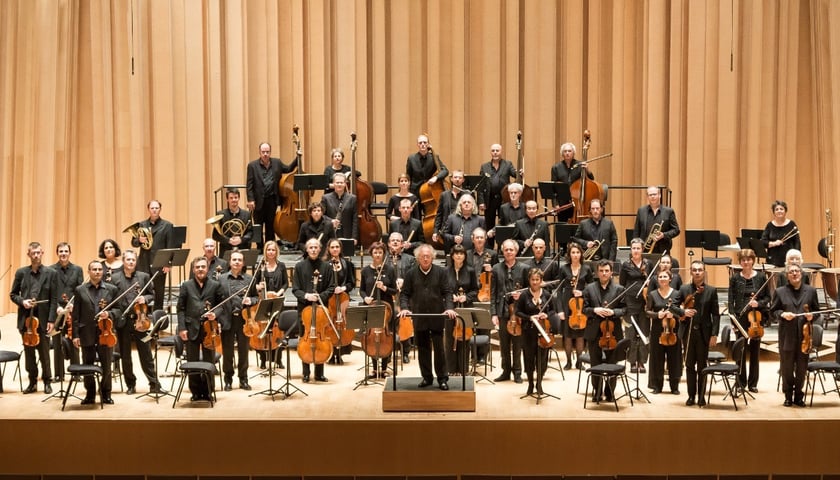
[
  {"left": 62, "top": 364, "right": 104, "bottom": 410},
  {"left": 172, "top": 361, "right": 216, "bottom": 408}
]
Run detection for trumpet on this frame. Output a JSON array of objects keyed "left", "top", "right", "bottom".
[
  {"left": 644, "top": 222, "right": 662, "bottom": 254},
  {"left": 583, "top": 239, "right": 604, "bottom": 261},
  {"left": 123, "top": 222, "right": 153, "bottom": 250}
]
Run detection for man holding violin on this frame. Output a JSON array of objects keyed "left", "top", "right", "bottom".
[
  {"left": 71, "top": 260, "right": 121, "bottom": 404},
  {"left": 678, "top": 261, "right": 720, "bottom": 407},
  {"left": 218, "top": 250, "right": 258, "bottom": 391},
  {"left": 582, "top": 259, "right": 626, "bottom": 402},
  {"left": 490, "top": 239, "right": 529, "bottom": 383},
  {"left": 111, "top": 249, "right": 163, "bottom": 396},
  {"left": 10, "top": 241, "right": 58, "bottom": 394},
  {"left": 50, "top": 241, "right": 83, "bottom": 383}
]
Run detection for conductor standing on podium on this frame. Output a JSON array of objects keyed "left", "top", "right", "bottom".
[{"left": 398, "top": 244, "right": 457, "bottom": 391}]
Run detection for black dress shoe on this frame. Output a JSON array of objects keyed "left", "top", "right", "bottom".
[
  {"left": 493, "top": 373, "right": 511, "bottom": 382},
  {"left": 748, "top": 386, "right": 759, "bottom": 393},
  {"left": 514, "top": 375, "right": 523, "bottom": 384},
  {"left": 403, "top": 355, "right": 410, "bottom": 364},
  {"left": 53, "top": 376, "right": 63, "bottom": 383},
  {"left": 150, "top": 386, "right": 167, "bottom": 394},
  {"left": 685, "top": 398, "right": 695, "bottom": 406},
  {"left": 81, "top": 397, "right": 96, "bottom": 405},
  {"left": 439, "top": 382, "right": 449, "bottom": 391},
  {"left": 697, "top": 397, "right": 706, "bottom": 407},
  {"left": 417, "top": 379, "right": 433, "bottom": 388},
  {"left": 671, "top": 389, "right": 680, "bottom": 395},
  {"left": 44, "top": 384, "right": 53, "bottom": 395},
  {"left": 223, "top": 383, "right": 232, "bottom": 392},
  {"left": 302, "top": 375, "right": 310, "bottom": 383},
  {"left": 276, "top": 361, "right": 285, "bottom": 369},
  {"left": 102, "top": 398, "right": 114, "bottom": 405},
  {"left": 638, "top": 365, "right": 647, "bottom": 374},
  {"left": 783, "top": 399, "right": 793, "bottom": 407},
  {"left": 240, "top": 381, "right": 251, "bottom": 391},
  {"left": 126, "top": 386, "right": 136, "bottom": 395},
  {"left": 190, "top": 394, "right": 200, "bottom": 401},
  {"left": 526, "top": 384, "right": 534, "bottom": 395},
  {"left": 564, "top": 363, "right": 572, "bottom": 370},
  {"left": 315, "top": 376, "right": 328, "bottom": 382},
  {"left": 794, "top": 399, "right": 806, "bottom": 407},
  {"left": 24, "top": 383, "right": 37, "bottom": 394},
  {"left": 652, "top": 388, "right": 662, "bottom": 394}
]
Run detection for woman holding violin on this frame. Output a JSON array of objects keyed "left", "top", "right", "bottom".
[
  {"left": 582, "top": 259, "right": 626, "bottom": 402},
  {"left": 292, "top": 238, "right": 334, "bottom": 383},
  {"left": 386, "top": 173, "right": 421, "bottom": 223},
  {"left": 678, "top": 261, "right": 720, "bottom": 407},
  {"left": 325, "top": 238, "right": 357, "bottom": 365},
  {"left": 98, "top": 238, "right": 123, "bottom": 283},
  {"left": 620, "top": 238, "right": 654, "bottom": 374},
  {"left": 515, "top": 268, "right": 555, "bottom": 396},
  {"left": 761, "top": 200, "right": 801, "bottom": 267},
  {"left": 445, "top": 245, "right": 479, "bottom": 376},
  {"left": 360, "top": 242, "right": 398, "bottom": 378},
  {"left": 550, "top": 142, "right": 594, "bottom": 222},
  {"left": 558, "top": 242, "right": 593, "bottom": 370},
  {"left": 645, "top": 269, "right": 682, "bottom": 395},
  {"left": 728, "top": 248, "right": 771, "bottom": 394},
  {"left": 254, "top": 240, "right": 289, "bottom": 369}
]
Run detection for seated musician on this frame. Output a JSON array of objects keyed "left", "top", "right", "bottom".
[
  {"left": 390, "top": 198, "right": 424, "bottom": 256},
  {"left": 441, "top": 194, "right": 485, "bottom": 253},
  {"left": 386, "top": 173, "right": 421, "bottom": 223},
  {"left": 212, "top": 187, "right": 253, "bottom": 259},
  {"left": 515, "top": 268, "right": 555, "bottom": 396},
  {"left": 218, "top": 250, "right": 258, "bottom": 391},
  {"left": 432, "top": 170, "right": 467, "bottom": 244},
  {"left": 359, "top": 242, "right": 398, "bottom": 378},
  {"left": 513, "top": 200, "right": 550, "bottom": 257},
  {"left": 569, "top": 198, "right": 618, "bottom": 262},
  {"left": 582, "top": 260, "right": 626, "bottom": 402},
  {"left": 488, "top": 182, "right": 525, "bottom": 240},
  {"left": 550, "top": 142, "right": 594, "bottom": 222},
  {"left": 296, "top": 202, "right": 334, "bottom": 253}
]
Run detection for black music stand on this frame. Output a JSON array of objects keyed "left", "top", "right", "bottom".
[
  {"left": 494, "top": 225, "right": 516, "bottom": 247},
  {"left": 455, "top": 308, "right": 494, "bottom": 385},
  {"left": 737, "top": 237, "right": 768, "bottom": 263},
  {"left": 625, "top": 315, "right": 650, "bottom": 403},
  {"left": 463, "top": 175, "right": 486, "bottom": 196},
  {"left": 249, "top": 298, "right": 288, "bottom": 400},
  {"left": 137, "top": 314, "right": 175, "bottom": 403},
  {"left": 223, "top": 249, "right": 259, "bottom": 266},
  {"left": 347, "top": 305, "right": 387, "bottom": 390},
  {"left": 339, "top": 238, "right": 356, "bottom": 258},
  {"left": 519, "top": 316, "right": 560, "bottom": 404},
  {"left": 152, "top": 248, "right": 190, "bottom": 316},
  {"left": 538, "top": 181, "right": 571, "bottom": 207},
  {"left": 554, "top": 223, "right": 578, "bottom": 256},
  {"left": 294, "top": 174, "right": 328, "bottom": 193}
]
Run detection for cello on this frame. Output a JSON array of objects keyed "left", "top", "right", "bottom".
[
  {"left": 349, "top": 132, "right": 382, "bottom": 249},
  {"left": 419, "top": 144, "right": 446, "bottom": 249},
  {"left": 273, "top": 124, "right": 306, "bottom": 241},
  {"left": 502, "top": 131, "right": 535, "bottom": 203},
  {"left": 297, "top": 270, "right": 333, "bottom": 365},
  {"left": 362, "top": 262, "right": 394, "bottom": 361},
  {"left": 569, "top": 130, "right": 609, "bottom": 224}
]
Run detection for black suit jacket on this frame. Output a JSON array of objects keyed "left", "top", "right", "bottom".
[
  {"left": 72, "top": 281, "right": 120, "bottom": 348},
  {"left": 177, "top": 278, "right": 224, "bottom": 342},
  {"left": 632, "top": 205, "right": 680, "bottom": 254},
  {"left": 132, "top": 218, "right": 178, "bottom": 274},
  {"left": 245, "top": 157, "right": 298, "bottom": 211},
  {"left": 10, "top": 265, "right": 57, "bottom": 332},
  {"left": 677, "top": 282, "right": 720, "bottom": 345},
  {"left": 582, "top": 280, "right": 627, "bottom": 342},
  {"left": 400, "top": 264, "right": 453, "bottom": 331},
  {"left": 321, "top": 192, "right": 359, "bottom": 241},
  {"left": 406, "top": 151, "right": 448, "bottom": 195},
  {"left": 489, "top": 261, "right": 529, "bottom": 320}
]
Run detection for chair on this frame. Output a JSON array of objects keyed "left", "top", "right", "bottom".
[
  {"left": 804, "top": 324, "right": 840, "bottom": 405},
  {"left": 576, "top": 351, "right": 597, "bottom": 393},
  {"left": 172, "top": 361, "right": 216, "bottom": 407},
  {"left": 369, "top": 181, "right": 390, "bottom": 215},
  {"left": 584, "top": 338, "right": 633, "bottom": 411},
  {"left": 111, "top": 348, "right": 124, "bottom": 393},
  {"left": 0, "top": 347, "right": 23, "bottom": 393},
  {"left": 62, "top": 364, "right": 104, "bottom": 410},
  {"left": 707, "top": 325, "right": 731, "bottom": 365},
  {"left": 702, "top": 231, "right": 733, "bottom": 267},
  {"left": 702, "top": 336, "right": 747, "bottom": 410}
]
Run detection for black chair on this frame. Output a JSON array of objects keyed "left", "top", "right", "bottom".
[
  {"left": 804, "top": 324, "right": 840, "bottom": 406},
  {"left": 583, "top": 338, "right": 633, "bottom": 411},
  {"left": 702, "top": 231, "right": 733, "bottom": 267},
  {"left": 62, "top": 364, "right": 104, "bottom": 410},
  {"left": 370, "top": 181, "right": 389, "bottom": 213},
  {"left": 172, "top": 361, "right": 217, "bottom": 407},
  {"left": 702, "top": 336, "right": 747, "bottom": 410},
  {"left": 708, "top": 325, "right": 731, "bottom": 365},
  {"left": 0, "top": 347, "right": 23, "bottom": 393}
]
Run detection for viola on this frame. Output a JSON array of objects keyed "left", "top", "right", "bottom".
[
  {"left": 801, "top": 305, "right": 812, "bottom": 354},
  {"left": 598, "top": 318, "right": 617, "bottom": 350},
  {"left": 659, "top": 299, "right": 677, "bottom": 347},
  {"left": 23, "top": 310, "right": 40, "bottom": 347},
  {"left": 506, "top": 282, "right": 523, "bottom": 336},
  {"left": 567, "top": 275, "right": 587, "bottom": 331},
  {"left": 134, "top": 302, "right": 151, "bottom": 332},
  {"left": 297, "top": 270, "right": 333, "bottom": 364},
  {"left": 201, "top": 300, "right": 222, "bottom": 353},
  {"left": 98, "top": 298, "right": 117, "bottom": 348}
]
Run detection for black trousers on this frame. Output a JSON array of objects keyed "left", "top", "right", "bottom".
[
  {"left": 484, "top": 194, "right": 502, "bottom": 249},
  {"left": 649, "top": 337, "right": 682, "bottom": 392},
  {"left": 498, "top": 319, "right": 523, "bottom": 376},
  {"left": 683, "top": 329, "right": 708, "bottom": 399},
  {"left": 588, "top": 340, "right": 619, "bottom": 397},
  {"left": 738, "top": 334, "right": 762, "bottom": 389},
  {"left": 779, "top": 349, "right": 807, "bottom": 402},
  {"left": 116, "top": 324, "right": 158, "bottom": 389},
  {"left": 81, "top": 344, "right": 112, "bottom": 399},
  {"left": 221, "top": 316, "right": 250, "bottom": 382},
  {"left": 24, "top": 335, "right": 51, "bottom": 385},
  {"left": 522, "top": 326, "right": 549, "bottom": 383},
  {"left": 416, "top": 328, "right": 447, "bottom": 383},
  {"left": 256, "top": 196, "right": 278, "bottom": 248}
]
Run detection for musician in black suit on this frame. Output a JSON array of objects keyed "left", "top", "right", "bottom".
[
  {"left": 321, "top": 173, "right": 359, "bottom": 245},
  {"left": 192, "top": 238, "right": 229, "bottom": 281},
  {"left": 390, "top": 197, "right": 424, "bottom": 256},
  {"left": 441, "top": 194, "right": 485, "bottom": 253},
  {"left": 388, "top": 232, "right": 416, "bottom": 363},
  {"left": 10, "top": 242, "right": 57, "bottom": 394},
  {"left": 582, "top": 260, "right": 626, "bottom": 402},
  {"left": 399, "top": 244, "right": 457, "bottom": 390},
  {"left": 678, "top": 261, "right": 720, "bottom": 406},
  {"left": 296, "top": 202, "right": 334, "bottom": 252},
  {"left": 292, "top": 239, "right": 334, "bottom": 382},
  {"left": 131, "top": 199, "right": 178, "bottom": 311},
  {"left": 632, "top": 186, "right": 680, "bottom": 254},
  {"left": 490, "top": 239, "right": 529, "bottom": 383},
  {"left": 770, "top": 264, "right": 821, "bottom": 407},
  {"left": 50, "top": 242, "right": 83, "bottom": 382},
  {"left": 405, "top": 134, "right": 449, "bottom": 197},
  {"left": 218, "top": 250, "right": 258, "bottom": 391},
  {"left": 432, "top": 170, "right": 465, "bottom": 243},
  {"left": 212, "top": 188, "right": 253, "bottom": 259},
  {"left": 177, "top": 256, "right": 225, "bottom": 401},
  {"left": 71, "top": 260, "right": 121, "bottom": 404},
  {"left": 513, "top": 201, "right": 550, "bottom": 257},
  {"left": 467, "top": 228, "right": 499, "bottom": 272},
  {"left": 477, "top": 144, "right": 517, "bottom": 249},
  {"left": 551, "top": 142, "right": 594, "bottom": 222},
  {"left": 111, "top": 249, "right": 163, "bottom": 395},
  {"left": 246, "top": 142, "right": 300, "bottom": 249},
  {"left": 496, "top": 183, "right": 526, "bottom": 228},
  {"left": 570, "top": 198, "right": 618, "bottom": 262}
]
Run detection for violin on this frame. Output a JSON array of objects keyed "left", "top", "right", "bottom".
[
  {"left": 477, "top": 253, "right": 492, "bottom": 302},
  {"left": 362, "top": 263, "right": 394, "bottom": 359},
  {"left": 297, "top": 270, "right": 333, "bottom": 364},
  {"left": 680, "top": 285, "right": 703, "bottom": 322},
  {"left": 23, "top": 300, "right": 40, "bottom": 347},
  {"left": 242, "top": 260, "right": 267, "bottom": 338},
  {"left": 598, "top": 317, "right": 617, "bottom": 350},
  {"left": 506, "top": 282, "right": 523, "bottom": 336},
  {"left": 567, "top": 275, "right": 587, "bottom": 331},
  {"left": 659, "top": 299, "right": 678, "bottom": 347},
  {"left": 452, "top": 288, "right": 474, "bottom": 350},
  {"left": 393, "top": 256, "right": 414, "bottom": 343},
  {"left": 328, "top": 259, "right": 355, "bottom": 347},
  {"left": 747, "top": 309, "right": 765, "bottom": 339},
  {"left": 97, "top": 298, "right": 117, "bottom": 348},
  {"left": 801, "top": 305, "right": 812, "bottom": 354},
  {"left": 134, "top": 302, "right": 151, "bottom": 332},
  {"left": 201, "top": 300, "right": 222, "bottom": 353}
]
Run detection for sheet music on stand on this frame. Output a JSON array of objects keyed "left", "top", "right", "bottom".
[
  {"left": 346, "top": 305, "right": 387, "bottom": 389},
  {"left": 455, "top": 307, "right": 494, "bottom": 385}
]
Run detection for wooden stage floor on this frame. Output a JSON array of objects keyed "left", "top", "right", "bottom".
[{"left": 2, "top": 313, "right": 840, "bottom": 477}]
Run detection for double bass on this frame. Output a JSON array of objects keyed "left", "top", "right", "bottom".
[
  {"left": 419, "top": 145, "right": 446, "bottom": 249},
  {"left": 349, "top": 132, "right": 382, "bottom": 249},
  {"left": 273, "top": 124, "right": 307, "bottom": 241},
  {"left": 569, "top": 130, "right": 609, "bottom": 224},
  {"left": 502, "top": 131, "right": 535, "bottom": 204},
  {"left": 297, "top": 271, "right": 333, "bottom": 365}
]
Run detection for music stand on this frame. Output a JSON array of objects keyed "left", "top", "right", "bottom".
[
  {"left": 463, "top": 175, "right": 485, "bottom": 196},
  {"left": 152, "top": 248, "right": 190, "bottom": 314},
  {"left": 685, "top": 230, "right": 705, "bottom": 256},
  {"left": 249, "top": 298, "right": 288, "bottom": 400},
  {"left": 624, "top": 315, "right": 650, "bottom": 403},
  {"left": 137, "top": 314, "right": 175, "bottom": 403},
  {"left": 294, "top": 174, "right": 328, "bottom": 192},
  {"left": 339, "top": 238, "right": 356, "bottom": 258},
  {"left": 494, "top": 225, "right": 516, "bottom": 246},
  {"left": 346, "top": 305, "right": 386, "bottom": 389},
  {"left": 538, "top": 181, "right": 571, "bottom": 207},
  {"left": 223, "top": 249, "right": 259, "bottom": 266},
  {"left": 455, "top": 308, "right": 494, "bottom": 385},
  {"left": 554, "top": 223, "right": 578, "bottom": 255}
]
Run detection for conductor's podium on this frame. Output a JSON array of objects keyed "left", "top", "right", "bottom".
[{"left": 382, "top": 376, "right": 476, "bottom": 412}]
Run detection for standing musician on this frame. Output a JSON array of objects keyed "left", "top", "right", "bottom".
[
  {"left": 528, "top": 239, "right": 561, "bottom": 343},
  {"left": 490, "top": 239, "right": 529, "bottom": 383},
  {"left": 570, "top": 198, "right": 618, "bottom": 262},
  {"left": 390, "top": 197, "right": 425, "bottom": 256},
  {"left": 71, "top": 260, "right": 121, "bottom": 404},
  {"left": 389, "top": 232, "right": 417, "bottom": 364},
  {"left": 551, "top": 142, "right": 594, "bottom": 222},
  {"left": 761, "top": 200, "right": 801, "bottom": 267},
  {"left": 50, "top": 242, "right": 83, "bottom": 382},
  {"left": 325, "top": 238, "right": 356, "bottom": 364},
  {"left": 246, "top": 142, "right": 300, "bottom": 249},
  {"left": 10, "top": 242, "right": 57, "bottom": 394},
  {"left": 729, "top": 249, "right": 770, "bottom": 393},
  {"left": 254, "top": 240, "right": 289, "bottom": 369},
  {"left": 177, "top": 256, "right": 225, "bottom": 401},
  {"left": 360, "top": 242, "right": 398, "bottom": 378},
  {"left": 441, "top": 194, "right": 485, "bottom": 253},
  {"left": 212, "top": 187, "right": 253, "bottom": 259},
  {"left": 99, "top": 239, "right": 123, "bottom": 283},
  {"left": 321, "top": 173, "right": 359, "bottom": 245},
  {"left": 620, "top": 238, "right": 654, "bottom": 374},
  {"left": 323, "top": 147, "right": 354, "bottom": 195},
  {"left": 775, "top": 249, "right": 812, "bottom": 289},
  {"left": 467, "top": 227, "right": 497, "bottom": 365},
  {"left": 132, "top": 200, "right": 178, "bottom": 311},
  {"left": 632, "top": 186, "right": 680, "bottom": 254},
  {"left": 398, "top": 244, "right": 457, "bottom": 390},
  {"left": 645, "top": 269, "right": 682, "bottom": 395},
  {"left": 514, "top": 200, "right": 550, "bottom": 257},
  {"left": 582, "top": 260, "right": 626, "bottom": 402},
  {"left": 111, "top": 249, "right": 164, "bottom": 395},
  {"left": 558, "top": 242, "right": 593, "bottom": 370},
  {"left": 679, "top": 261, "right": 719, "bottom": 406},
  {"left": 218, "top": 250, "right": 258, "bottom": 391},
  {"left": 516, "top": 268, "right": 555, "bottom": 396},
  {"left": 405, "top": 134, "right": 449, "bottom": 198},
  {"left": 386, "top": 173, "right": 421, "bottom": 223},
  {"left": 292, "top": 238, "right": 334, "bottom": 383},
  {"left": 432, "top": 170, "right": 467, "bottom": 245},
  {"left": 477, "top": 143, "right": 517, "bottom": 249},
  {"left": 445, "top": 245, "right": 479, "bottom": 376},
  {"left": 769, "top": 264, "right": 820, "bottom": 407},
  {"left": 296, "top": 202, "right": 335, "bottom": 253},
  {"left": 648, "top": 254, "right": 683, "bottom": 291},
  {"left": 493, "top": 183, "right": 526, "bottom": 233},
  {"left": 192, "top": 238, "right": 228, "bottom": 280}
]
